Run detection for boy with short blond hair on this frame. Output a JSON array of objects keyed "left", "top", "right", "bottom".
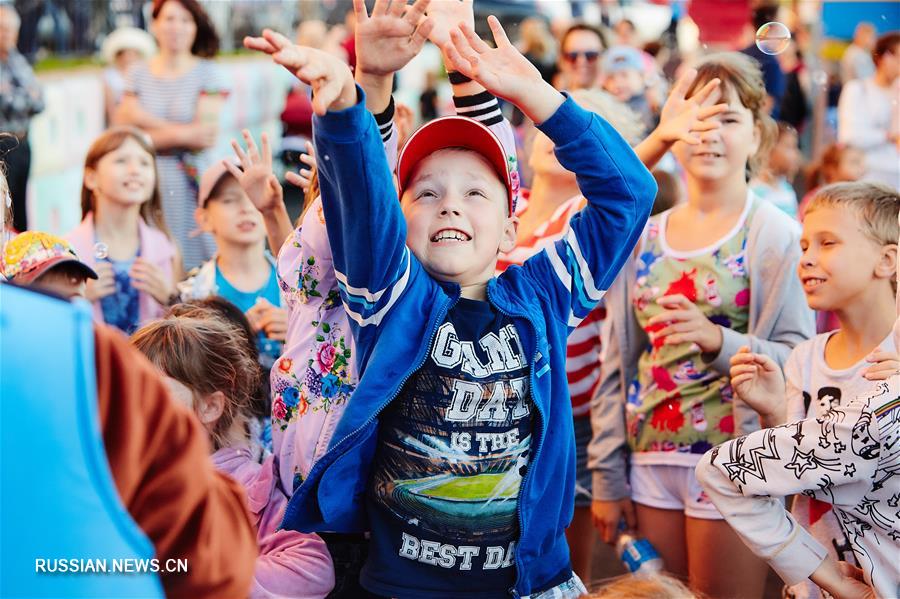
[
  {"left": 247, "top": 2, "right": 656, "bottom": 595},
  {"left": 707, "top": 181, "right": 899, "bottom": 598}
]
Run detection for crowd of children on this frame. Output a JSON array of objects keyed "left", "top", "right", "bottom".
[{"left": 2, "top": 0, "right": 899, "bottom": 597}]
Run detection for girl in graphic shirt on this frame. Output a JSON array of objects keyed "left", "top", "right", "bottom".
[
  {"left": 590, "top": 53, "right": 815, "bottom": 598},
  {"left": 498, "top": 76, "right": 729, "bottom": 581}
]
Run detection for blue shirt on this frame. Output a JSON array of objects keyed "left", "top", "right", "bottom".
[
  {"left": 215, "top": 262, "right": 283, "bottom": 361},
  {"left": 100, "top": 255, "right": 140, "bottom": 335},
  {"left": 362, "top": 298, "right": 533, "bottom": 597}
]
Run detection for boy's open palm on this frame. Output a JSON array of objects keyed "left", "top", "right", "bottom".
[
  {"left": 224, "top": 130, "right": 283, "bottom": 214},
  {"left": 354, "top": 0, "right": 434, "bottom": 76},
  {"left": 244, "top": 29, "right": 355, "bottom": 115},
  {"left": 730, "top": 346, "right": 785, "bottom": 422},
  {"left": 443, "top": 17, "right": 560, "bottom": 122}
]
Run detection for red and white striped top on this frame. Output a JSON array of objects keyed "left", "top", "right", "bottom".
[{"left": 497, "top": 190, "right": 606, "bottom": 418}]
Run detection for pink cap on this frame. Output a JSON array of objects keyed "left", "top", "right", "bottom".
[{"left": 197, "top": 160, "right": 234, "bottom": 207}]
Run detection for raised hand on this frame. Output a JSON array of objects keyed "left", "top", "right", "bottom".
[
  {"left": 656, "top": 68, "right": 729, "bottom": 145},
  {"left": 284, "top": 141, "right": 317, "bottom": 194},
  {"left": 443, "top": 16, "right": 562, "bottom": 122},
  {"left": 426, "top": 0, "right": 474, "bottom": 56},
  {"left": 354, "top": 0, "right": 434, "bottom": 77},
  {"left": 729, "top": 346, "right": 786, "bottom": 425},
  {"left": 244, "top": 29, "right": 356, "bottom": 115},
  {"left": 224, "top": 130, "right": 284, "bottom": 215}
]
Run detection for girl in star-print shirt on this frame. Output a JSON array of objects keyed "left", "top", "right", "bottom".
[{"left": 589, "top": 52, "right": 814, "bottom": 599}]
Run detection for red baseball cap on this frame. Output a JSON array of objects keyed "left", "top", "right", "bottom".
[{"left": 397, "top": 116, "right": 515, "bottom": 214}]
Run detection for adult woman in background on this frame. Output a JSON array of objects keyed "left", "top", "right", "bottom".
[
  {"left": 837, "top": 32, "right": 900, "bottom": 189},
  {"left": 116, "top": 0, "right": 229, "bottom": 270}
]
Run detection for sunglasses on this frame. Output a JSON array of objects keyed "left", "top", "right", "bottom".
[{"left": 564, "top": 50, "right": 600, "bottom": 63}]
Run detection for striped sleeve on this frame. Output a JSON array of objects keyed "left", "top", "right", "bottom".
[
  {"left": 452, "top": 90, "right": 503, "bottom": 126},
  {"left": 335, "top": 248, "right": 411, "bottom": 328},
  {"left": 545, "top": 229, "right": 610, "bottom": 328},
  {"left": 372, "top": 96, "right": 399, "bottom": 172},
  {"left": 452, "top": 90, "right": 518, "bottom": 209},
  {"left": 373, "top": 96, "right": 395, "bottom": 144}
]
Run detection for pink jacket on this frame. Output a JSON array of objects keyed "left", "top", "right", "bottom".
[
  {"left": 212, "top": 445, "right": 335, "bottom": 598},
  {"left": 65, "top": 213, "right": 176, "bottom": 326}
]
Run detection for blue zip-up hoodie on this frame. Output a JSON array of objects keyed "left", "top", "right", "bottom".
[{"left": 282, "top": 88, "right": 656, "bottom": 597}]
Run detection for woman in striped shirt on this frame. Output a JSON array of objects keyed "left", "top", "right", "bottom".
[{"left": 115, "top": 0, "right": 228, "bottom": 270}]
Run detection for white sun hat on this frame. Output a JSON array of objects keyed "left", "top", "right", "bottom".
[{"left": 100, "top": 27, "right": 157, "bottom": 64}]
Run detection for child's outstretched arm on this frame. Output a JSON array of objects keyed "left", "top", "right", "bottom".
[
  {"left": 695, "top": 376, "right": 898, "bottom": 597},
  {"left": 224, "top": 130, "right": 293, "bottom": 253},
  {"left": 443, "top": 18, "right": 563, "bottom": 126},
  {"left": 445, "top": 18, "right": 657, "bottom": 327},
  {"left": 245, "top": 7, "right": 433, "bottom": 337},
  {"left": 353, "top": 0, "right": 434, "bottom": 170},
  {"left": 634, "top": 68, "right": 728, "bottom": 171},
  {"left": 428, "top": 1, "right": 517, "bottom": 177},
  {"left": 245, "top": 31, "right": 359, "bottom": 116}
]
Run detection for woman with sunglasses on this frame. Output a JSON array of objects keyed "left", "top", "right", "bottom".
[{"left": 557, "top": 23, "right": 606, "bottom": 91}]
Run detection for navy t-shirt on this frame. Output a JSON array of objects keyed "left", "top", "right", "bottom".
[{"left": 361, "top": 298, "right": 534, "bottom": 598}]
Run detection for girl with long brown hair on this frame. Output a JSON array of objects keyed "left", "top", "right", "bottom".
[
  {"left": 592, "top": 53, "right": 815, "bottom": 598},
  {"left": 66, "top": 126, "right": 180, "bottom": 334},
  {"left": 132, "top": 312, "right": 336, "bottom": 596}
]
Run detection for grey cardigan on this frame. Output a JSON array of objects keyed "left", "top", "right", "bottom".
[{"left": 588, "top": 196, "right": 816, "bottom": 501}]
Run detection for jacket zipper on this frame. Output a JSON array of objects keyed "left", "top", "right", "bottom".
[
  {"left": 322, "top": 292, "right": 457, "bottom": 468},
  {"left": 282, "top": 292, "right": 456, "bottom": 529},
  {"left": 486, "top": 287, "right": 544, "bottom": 599}
]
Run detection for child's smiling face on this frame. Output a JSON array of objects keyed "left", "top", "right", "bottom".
[
  {"left": 400, "top": 149, "right": 516, "bottom": 293},
  {"left": 86, "top": 137, "right": 156, "bottom": 208},
  {"left": 799, "top": 204, "right": 894, "bottom": 312}
]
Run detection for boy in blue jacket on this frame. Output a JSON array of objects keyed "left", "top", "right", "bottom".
[{"left": 246, "top": 3, "right": 656, "bottom": 596}]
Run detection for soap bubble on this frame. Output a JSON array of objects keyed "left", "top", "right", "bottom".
[
  {"left": 93, "top": 242, "right": 109, "bottom": 260},
  {"left": 813, "top": 70, "right": 828, "bottom": 87},
  {"left": 755, "top": 22, "right": 791, "bottom": 55}
]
